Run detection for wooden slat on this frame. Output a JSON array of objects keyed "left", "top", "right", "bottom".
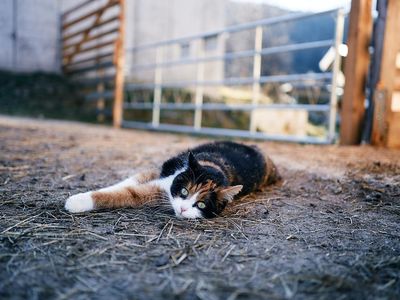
[
  {"left": 340, "top": 0, "right": 372, "bottom": 145},
  {"left": 86, "top": 90, "right": 115, "bottom": 101},
  {"left": 63, "top": 27, "right": 119, "bottom": 50},
  {"left": 64, "top": 61, "right": 114, "bottom": 75},
  {"left": 63, "top": 40, "right": 115, "bottom": 59},
  {"left": 62, "top": 16, "right": 119, "bottom": 42},
  {"left": 112, "top": 0, "right": 125, "bottom": 128},
  {"left": 62, "top": 0, "right": 119, "bottom": 30},
  {"left": 63, "top": 52, "right": 113, "bottom": 68},
  {"left": 62, "top": 0, "right": 96, "bottom": 19},
  {"left": 73, "top": 75, "right": 115, "bottom": 86}
]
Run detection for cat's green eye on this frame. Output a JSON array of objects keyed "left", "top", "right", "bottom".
[
  {"left": 197, "top": 202, "right": 206, "bottom": 209},
  {"left": 180, "top": 187, "right": 189, "bottom": 198}
]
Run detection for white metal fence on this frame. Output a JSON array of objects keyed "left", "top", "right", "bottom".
[{"left": 123, "top": 9, "right": 345, "bottom": 144}]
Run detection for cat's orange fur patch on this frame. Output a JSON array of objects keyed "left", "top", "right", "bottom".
[
  {"left": 92, "top": 184, "right": 166, "bottom": 209},
  {"left": 185, "top": 180, "right": 218, "bottom": 203}
]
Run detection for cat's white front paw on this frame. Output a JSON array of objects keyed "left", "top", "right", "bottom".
[{"left": 65, "top": 192, "right": 94, "bottom": 213}]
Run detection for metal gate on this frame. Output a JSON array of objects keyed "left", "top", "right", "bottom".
[{"left": 122, "top": 9, "right": 345, "bottom": 144}]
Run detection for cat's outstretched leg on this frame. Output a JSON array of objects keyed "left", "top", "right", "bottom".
[{"left": 64, "top": 169, "right": 162, "bottom": 213}]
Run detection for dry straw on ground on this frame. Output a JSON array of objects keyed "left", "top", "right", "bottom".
[{"left": 1, "top": 116, "right": 399, "bottom": 299}]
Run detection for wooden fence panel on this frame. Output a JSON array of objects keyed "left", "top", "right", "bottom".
[{"left": 61, "top": 0, "right": 125, "bottom": 125}]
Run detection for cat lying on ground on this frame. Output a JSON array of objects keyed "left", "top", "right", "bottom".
[{"left": 65, "top": 141, "right": 280, "bottom": 218}]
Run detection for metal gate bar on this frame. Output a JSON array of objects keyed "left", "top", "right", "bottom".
[
  {"left": 129, "top": 40, "right": 334, "bottom": 71},
  {"left": 127, "top": 9, "right": 341, "bottom": 52},
  {"left": 125, "top": 73, "right": 333, "bottom": 89},
  {"left": 123, "top": 9, "right": 345, "bottom": 144}
]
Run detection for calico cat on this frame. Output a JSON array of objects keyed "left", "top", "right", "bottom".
[{"left": 65, "top": 141, "right": 280, "bottom": 218}]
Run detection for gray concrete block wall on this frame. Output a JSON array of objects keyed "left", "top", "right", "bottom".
[
  {"left": 0, "top": 0, "right": 60, "bottom": 73},
  {"left": 0, "top": 0, "right": 15, "bottom": 70},
  {"left": 126, "top": 0, "right": 227, "bottom": 84},
  {"left": 0, "top": 0, "right": 247, "bottom": 78}
]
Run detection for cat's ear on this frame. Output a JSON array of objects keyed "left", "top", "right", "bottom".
[
  {"left": 218, "top": 185, "right": 243, "bottom": 202},
  {"left": 188, "top": 151, "right": 201, "bottom": 170}
]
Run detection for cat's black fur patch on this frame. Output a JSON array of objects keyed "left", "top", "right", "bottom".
[{"left": 161, "top": 141, "right": 278, "bottom": 218}]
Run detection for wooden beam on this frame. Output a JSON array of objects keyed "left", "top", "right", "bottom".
[
  {"left": 112, "top": 0, "right": 125, "bottom": 128},
  {"left": 340, "top": 0, "right": 372, "bottom": 145},
  {"left": 371, "top": 0, "right": 400, "bottom": 148}
]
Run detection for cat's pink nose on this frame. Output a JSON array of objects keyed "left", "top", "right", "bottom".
[{"left": 180, "top": 207, "right": 188, "bottom": 213}]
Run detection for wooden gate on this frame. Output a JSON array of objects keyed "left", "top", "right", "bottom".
[
  {"left": 371, "top": 0, "right": 400, "bottom": 148},
  {"left": 61, "top": 0, "right": 125, "bottom": 127},
  {"left": 340, "top": 0, "right": 400, "bottom": 148}
]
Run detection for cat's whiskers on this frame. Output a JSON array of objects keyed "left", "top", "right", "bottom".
[{"left": 144, "top": 195, "right": 171, "bottom": 205}]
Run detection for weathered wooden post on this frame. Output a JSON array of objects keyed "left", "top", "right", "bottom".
[
  {"left": 112, "top": 0, "right": 126, "bottom": 128},
  {"left": 371, "top": 0, "right": 400, "bottom": 148},
  {"left": 340, "top": 0, "right": 372, "bottom": 145}
]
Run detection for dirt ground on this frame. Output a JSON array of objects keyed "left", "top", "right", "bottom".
[{"left": 0, "top": 115, "right": 399, "bottom": 300}]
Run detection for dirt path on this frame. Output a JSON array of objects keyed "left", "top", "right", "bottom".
[{"left": 1, "top": 116, "right": 399, "bottom": 300}]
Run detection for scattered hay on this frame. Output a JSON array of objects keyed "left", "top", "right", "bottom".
[{"left": 1, "top": 117, "right": 399, "bottom": 299}]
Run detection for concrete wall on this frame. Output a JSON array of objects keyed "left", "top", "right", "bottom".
[
  {"left": 0, "top": 0, "right": 61, "bottom": 73},
  {"left": 0, "top": 0, "right": 227, "bottom": 75},
  {"left": 126, "top": 0, "right": 227, "bottom": 86}
]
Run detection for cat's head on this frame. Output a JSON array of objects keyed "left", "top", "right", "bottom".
[{"left": 170, "top": 152, "right": 242, "bottom": 219}]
